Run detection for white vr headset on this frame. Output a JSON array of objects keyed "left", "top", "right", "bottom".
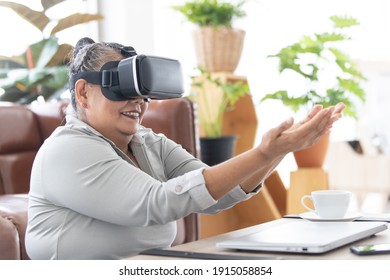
[{"left": 69, "top": 55, "right": 184, "bottom": 101}]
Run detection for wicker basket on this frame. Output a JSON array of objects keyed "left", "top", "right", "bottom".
[{"left": 193, "top": 26, "right": 245, "bottom": 73}]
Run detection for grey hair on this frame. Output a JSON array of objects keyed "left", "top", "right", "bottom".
[{"left": 67, "top": 37, "right": 127, "bottom": 111}]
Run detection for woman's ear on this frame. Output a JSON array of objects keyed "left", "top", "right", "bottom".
[{"left": 75, "top": 79, "right": 89, "bottom": 108}]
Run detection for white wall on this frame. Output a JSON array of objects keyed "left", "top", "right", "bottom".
[{"left": 97, "top": 0, "right": 155, "bottom": 54}]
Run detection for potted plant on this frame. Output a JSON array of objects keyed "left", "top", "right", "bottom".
[
  {"left": 172, "top": 0, "right": 247, "bottom": 72},
  {"left": 260, "top": 15, "right": 367, "bottom": 167},
  {"left": 0, "top": 0, "right": 103, "bottom": 104},
  {"left": 190, "top": 66, "right": 249, "bottom": 165}
]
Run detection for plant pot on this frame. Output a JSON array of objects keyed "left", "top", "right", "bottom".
[
  {"left": 193, "top": 26, "right": 245, "bottom": 72},
  {"left": 293, "top": 133, "right": 330, "bottom": 168},
  {"left": 200, "top": 135, "right": 237, "bottom": 166}
]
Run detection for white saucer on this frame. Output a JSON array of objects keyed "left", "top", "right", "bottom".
[{"left": 299, "top": 212, "right": 362, "bottom": 222}]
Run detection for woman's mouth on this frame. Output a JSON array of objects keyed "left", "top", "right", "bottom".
[{"left": 120, "top": 111, "right": 140, "bottom": 119}]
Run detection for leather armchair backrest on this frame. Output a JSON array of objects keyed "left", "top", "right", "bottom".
[
  {"left": 0, "top": 106, "right": 42, "bottom": 194},
  {"left": 0, "top": 103, "right": 66, "bottom": 194},
  {"left": 29, "top": 101, "right": 67, "bottom": 140},
  {"left": 142, "top": 98, "right": 199, "bottom": 159}
]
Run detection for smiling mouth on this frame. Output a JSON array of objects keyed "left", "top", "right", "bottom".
[{"left": 120, "top": 111, "right": 140, "bottom": 119}]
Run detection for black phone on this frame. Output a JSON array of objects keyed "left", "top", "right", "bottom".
[{"left": 350, "top": 244, "right": 390, "bottom": 255}]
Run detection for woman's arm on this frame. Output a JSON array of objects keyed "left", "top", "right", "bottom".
[{"left": 204, "top": 103, "right": 345, "bottom": 199}]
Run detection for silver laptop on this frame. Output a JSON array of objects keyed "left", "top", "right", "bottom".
[{"left": 216, "top": 221, "right": 388, "bottom": 254}]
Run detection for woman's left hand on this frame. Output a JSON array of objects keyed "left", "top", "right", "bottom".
[
  {"left": 258, "top": 102, "right": 346, "bottom": 159},
  {"left": 292, "top": 102, "right": 345, "bottom": 132},
  {"left": 283, "top": 102, "right": 346, "bottom": 150}
]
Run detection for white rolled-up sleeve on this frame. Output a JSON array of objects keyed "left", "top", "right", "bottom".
[{"left": 165, "top": 167, "right": 217, "bottom": 210}]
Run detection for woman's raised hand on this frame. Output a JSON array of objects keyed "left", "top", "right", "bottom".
[
  {"left": 203, "top": 103, "right": 345, "bottom": 199},
  {"left": 258, "top": 103, "right": 346, "bottom": 159}
]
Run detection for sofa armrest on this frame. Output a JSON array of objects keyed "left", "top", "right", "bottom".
[
  {"left": 0, "top": 194, "right": 29, "bottom": 260},
  {"left": 0, "top": 215, "right": 20, "bottom": 259}
]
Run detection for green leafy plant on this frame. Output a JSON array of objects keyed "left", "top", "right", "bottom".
[
  {"left": 190, "top": 67, "right": 249, "bottom": 137},
  {"left": 0, "top": 0, "right": 103, "bottom": 104},
  {"left": 260, "top": 15, "right": 367, "bottom": 119},
  {"left": 172, "top": 0, "right": 247, "bottom": 27}
]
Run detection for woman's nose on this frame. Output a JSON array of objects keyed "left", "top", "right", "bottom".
[
  {"left": 133, "top": 98, "right": 150, "bottom": 105},
  {"left": 134, "top": 98, "right": 143, "bottom": 104},
  {"left": 132, "top": 98, "right": 144, "bottom": 105}
]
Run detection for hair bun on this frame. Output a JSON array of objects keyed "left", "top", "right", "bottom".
[{"left": 73, "top": 37, "right": 95, "bottom": 58}]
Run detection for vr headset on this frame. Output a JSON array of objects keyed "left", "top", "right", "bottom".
[{"left": 69, "top": 55, "right": 184, "bottom": 101}]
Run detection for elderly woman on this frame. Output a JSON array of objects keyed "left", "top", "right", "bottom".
[{"left": 25, "top": 37, "right": 345, "bottom": 259}]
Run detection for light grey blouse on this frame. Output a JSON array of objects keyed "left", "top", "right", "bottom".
[{"left": 25, "top": 115, "right": 259, "bottom": 259}]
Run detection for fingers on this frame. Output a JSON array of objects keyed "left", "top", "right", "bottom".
[
  {"left": 330, "top": 113, "right": 342, "bottom": 123},
  {"left": 316, "top": 107, "right": 335, "bottom": 132},
  {"left": 301, "top": 103, "right": 345, "bottom": 133},
  {"left": 299, "top": 108, "right": 333, "bottom": 147},
  {"left": 328, "top": 102, "right": 345, "bottom": 124},
  {"left": 292, "top": 107, "right": 333, "bottom": 144},
  {"left": 267, "top": 117, "right": 295, "bottom": 140},
  {"left": 302, "top": 106, "right": 333, "bottom": 130},
  {"left": 260, "top": 103, "right": 345, "bottom": 157},
  {"left": 308, "top": 104, "right": 324, "bottom": 119},
  {"left": 300, "top": 104, "right": 323, "bottom": 124},
  {"left": 323, "top": 102, "right": 345, "bottom": 125},
  {"left": 300, "top": 103, "right": 345, "bottom": 126},
  {"left": 334, "top": 102, "right": 346, "bottom": 114},
  {"left": 276, "top": 117, "right": 294, "bottom": 135}
]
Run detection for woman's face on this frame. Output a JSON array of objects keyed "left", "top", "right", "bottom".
[{"left": 83, "top": 83, "right": 149, "bottom": 148}]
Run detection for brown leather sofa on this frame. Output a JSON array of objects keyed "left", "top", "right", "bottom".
[{"left": 0, "top": 98, "right": 199, "bottom": 259}]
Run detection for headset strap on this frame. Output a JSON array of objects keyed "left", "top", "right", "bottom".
[{"left": 69, "top": 61, "right": 120, "bottom": 91}]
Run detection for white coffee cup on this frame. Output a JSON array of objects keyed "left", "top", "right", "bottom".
[{"left": 301, "top": 190, "right": 352, "bottom": 218}]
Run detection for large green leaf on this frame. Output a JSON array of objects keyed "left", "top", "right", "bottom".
[
  {"left": 0, "top": 68, "right": 29, "bottom": 89},
  {"left": 50, "top": 13, "right": 104, "bottom": 35},
  {"left": 37, "top": 38, "right": 60, "bottom": 68},
  {"left": 0, "top": 65, "right": 67, "bottom": 91},
  {"left": 0, "top": 0, "right": 102, "bottom": 103},
  {"left": 42, "top": 65, "right": 68, "bottom": 89},
  {"left": 26, "top": 37, "right": 59, "bottom": 69},
  {"left": 0, "top": 1, "right": 49, "bottom": 31},
  {"left": 27, "top": 66, "right": 68, "bottom": 89},
  {"left": 0, "top": 38, "right": 66, "bottom": 91}
]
